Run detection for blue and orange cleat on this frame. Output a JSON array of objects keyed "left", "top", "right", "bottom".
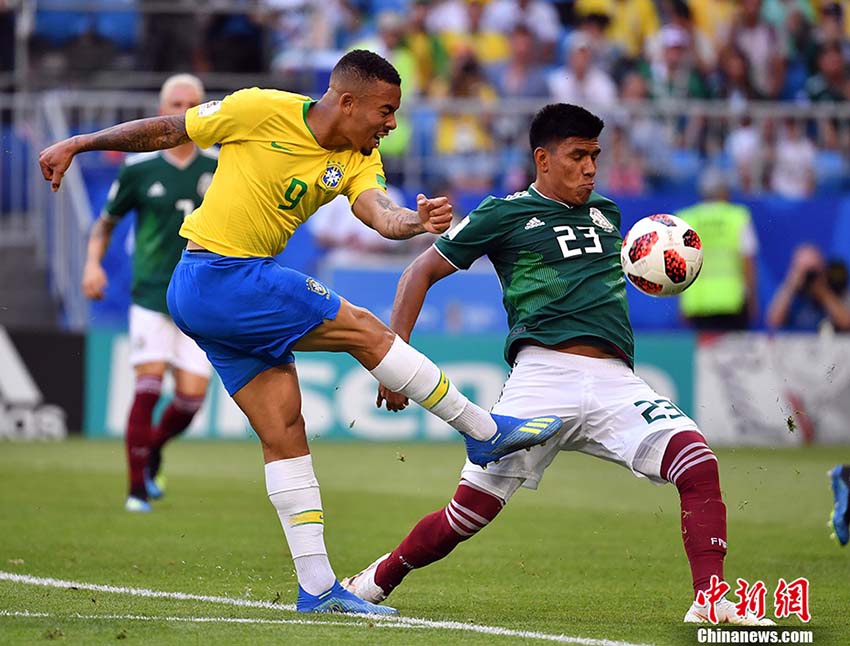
[
  {"left": 464, "top": 414, "right": 563, "bottom": 467},
  {"left": 296, "top": 580, "right": 398, "bottom": 615},
  {"left": 829, "top": 465, "right": 850, "bottom": 546}
]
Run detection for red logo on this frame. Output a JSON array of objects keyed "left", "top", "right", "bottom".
[{"left": 774, "top": 577, "right": 811, "bottom": 622}]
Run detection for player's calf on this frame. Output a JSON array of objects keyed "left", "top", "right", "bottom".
[
  {"left": 661, "top": 430, "right": 726, "bottom": 597},
  {"left": 344, "top": 481, "right": 504, "bottom": 601}
]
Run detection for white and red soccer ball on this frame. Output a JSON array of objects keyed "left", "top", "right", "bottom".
[{"left": 620, "top": 214, "right": 703, "bottom": 297}]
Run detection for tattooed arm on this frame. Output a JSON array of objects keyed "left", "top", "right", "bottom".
[
  {"left": 39, "top": 115, "right": 189, "bottom": 192},
  {"left": 352, "top": 188, "right": 454, "bottom": 239}
]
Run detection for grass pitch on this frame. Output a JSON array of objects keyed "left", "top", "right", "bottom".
[{"left": 0, "top": 439, "right": 846, "bottom": 645}]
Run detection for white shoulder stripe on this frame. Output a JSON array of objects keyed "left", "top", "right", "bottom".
[
  {"left": 124, "top": 151, "right": 161, "bottom": 166},
  {"left": 432, "top": 244, "right": 462, "bottom": 270},
  {"left": 199, "top": 146, "right": 219, "bottom": 159}
]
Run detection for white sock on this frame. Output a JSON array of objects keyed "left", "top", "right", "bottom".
[
  {"left": 265, "top": 456, "right": 336, "bottom": 595},
  {"left": 370, "top": 336, "right": 496, "bottom": 440}
]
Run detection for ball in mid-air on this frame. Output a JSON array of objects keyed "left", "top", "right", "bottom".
[{"left": 620, "top": 214, "right": 703, "bottom": 297}]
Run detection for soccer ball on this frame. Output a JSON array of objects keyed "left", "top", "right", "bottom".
[{"left": 620, "top": 214, "right": 703, "bottom": 297}]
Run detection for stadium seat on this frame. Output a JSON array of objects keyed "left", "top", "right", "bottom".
[
  {"left": 94, "top": 1, "right": 139, "bottom": 52},
  {"left": 33, "top": 10, "right": 90, "bottom": 46}
]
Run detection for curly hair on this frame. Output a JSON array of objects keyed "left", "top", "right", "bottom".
[{"left": 331, "top": 50, "right": 401, "bottom": 87}]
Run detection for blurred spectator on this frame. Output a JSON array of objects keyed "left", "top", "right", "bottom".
[
  {"left": 801, "top": 40, "right": 848, "bottom": 102},
  {"left": 489, "top": 25, "right": 548, "bottom": 98},
  {"left": 640, "top": 25, "right": 711, "bottom": 100},
  {"left": 595, "top": 123, "right": 646, "bottom": 195},
  {"left": 767, "top": 244, "right": 850, "bottom": 332},
  {"left": 481, "top": 0, "right": 563, "bottom": 63},
  {"left": 649, "top": 0, "right": 716, "bottom": 76},
  {"left": 768, "top": 118, "right": 816, "bottom": 199},
  {"left": 618, "top": 70, "right": 675, "bottom": 181},
  {"left": 816, "top": 3, "right": 850, "bottom": 63},
  {"left": 138, "top": 0, "right": 200, "bottom": 73},
  {"left": 677, "top": 169, "right": 759, "bottom": 330},
  {"left": 726, "top": 115, "right": 766, "bottom": 192},
  {"left": 441, "top": 0, "right": 510, "bottom": 69},
  {"left": 571, "top": 12, "right": 624, "bottom": 76},
  {"left": 548, "top": 32, "right": 617, "bottom": 110},
  {"left": 267, "top": 0, "right": 360, "bottom": 73},
  {"left": 406, "top": 0, "right": 451, "bottom": 95},
  {"left": 488, "top": 24, "right": 548, "bottom": 192},
  {"left": 714, "top": 45, "right": 762, "bottom": 106},
  {"left": 689, "top": 0, "right": 738, "bottom": 50},
  {"left": 575, "top": 0, "right": 660, "bottom": 62},
  {"left": 724, "top": 0, "right": 787, "bottom": 99},
  {"left": 351, "top": 11, "right": 418, "bottom": 181},
  {"left": 780, "top": 2, "right": 819, "bottom": 84},
  {"left": 432, "top": 50, "right": 499, "bottom": 191},
  {"left": 799, "top": 40, "right": 849, "bottom": 149}
]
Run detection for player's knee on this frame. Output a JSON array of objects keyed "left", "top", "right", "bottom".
[{"left": 344, "top": 304, "right": 395, "bottom": 358}]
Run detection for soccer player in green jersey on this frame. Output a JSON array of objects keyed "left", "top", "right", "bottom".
[
  {"left": 343, "top": 103, "right": 773, "bottom": 625},
  {"left": 40, "top": 51, "right": 562, "bottom": 615},
  {"left": 81, "top": 74, "right": 216, "bottom": 513}
]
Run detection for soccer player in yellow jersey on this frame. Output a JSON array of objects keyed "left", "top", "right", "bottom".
[{"left": 39, "top": 50, "right": 562, "bottom": 615}]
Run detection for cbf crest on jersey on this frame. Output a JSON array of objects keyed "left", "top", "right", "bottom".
[
  {"left": 306, "top": 277, "right": 330, "bottom": 298},
  {"left": 319, "top": 162, "right": 345, "bottom": 190},
  {"left": 589, "top": 207, "right": 615, "bottom": 232}
]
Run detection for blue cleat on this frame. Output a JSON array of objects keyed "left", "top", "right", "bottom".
[
  {"left": 144, "top": 469, "right": 165, "bottom": 500},
  {"left": 464, "top": 414, "right": 563, "bottom": 467},
  {"left": 296, "top": 580, "right": 398, "bottom": 615},
  {"left": 829, "top": 465, "right": 850, "bottom": 546}
]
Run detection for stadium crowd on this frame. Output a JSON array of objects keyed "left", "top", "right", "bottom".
[{"left": 20, "top": 0, "right": 850, "bottom": 198}]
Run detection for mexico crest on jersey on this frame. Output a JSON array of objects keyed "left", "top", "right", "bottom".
[
  {"left": 588, "top": 207, "right": 615, "bottom": 232},
  {"left": 320, "top": 163, "right": 344, "bottom": 190}
]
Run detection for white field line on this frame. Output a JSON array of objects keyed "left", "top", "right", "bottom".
[
  {"left": 0, "top": 571, "right": 653, "bottom": 646},
  {"left": 0, "top": 609, "right": 424, "bottom": 630}
]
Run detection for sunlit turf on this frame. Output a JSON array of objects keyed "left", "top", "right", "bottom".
[{"left": 0, "top": 439, "right": 846, "bottom": 645}]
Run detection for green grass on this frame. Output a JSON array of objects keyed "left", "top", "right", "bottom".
[{"left": 0, "top": 440, "right": 847, "bottom": 645}]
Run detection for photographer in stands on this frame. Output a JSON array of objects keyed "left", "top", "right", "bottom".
[{"left": 767, "top": 243, "right": 850, "bottom": 332}]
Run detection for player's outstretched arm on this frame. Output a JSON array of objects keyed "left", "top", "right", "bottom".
[
  {"left": 352, "top": 189, "right": 453, "bottom": 239},
  {"left": 39, "top": 115, "right": 189, "bottom": 192},
  {"left": 377, "top": 246, "right": 457, "bottom": 411},
  {"left": 82, "top": 216, "right": 117, "bottom": 300}
]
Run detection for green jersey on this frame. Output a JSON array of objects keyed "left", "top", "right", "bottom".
[
  {"left": 103, "top": 149, "right": 218, "bottom": 314},
  {"left": 434, "top": 185, "right": 634, "bottom": 366}
]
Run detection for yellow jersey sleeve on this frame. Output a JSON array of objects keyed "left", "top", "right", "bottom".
[
  {"left": 186, "top": 88, "right": 279, "bottom": 148},
  {"left": 343, "top": 152, "right": 388, "bottom": 207}
]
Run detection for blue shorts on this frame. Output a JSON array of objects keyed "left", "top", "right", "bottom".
[{"left": 167, "top": 251, "right": 341, "bottom": 396}]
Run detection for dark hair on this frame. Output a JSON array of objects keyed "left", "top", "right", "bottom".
[
  {"left": 529, "top": 103, "right": 605, "bottom": 151},
  {"left": 331, "top": 49, "right": 401, "bottom": 86}
]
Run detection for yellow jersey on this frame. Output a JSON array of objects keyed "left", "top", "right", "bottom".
[{"left": 182, "top": 88, "right": 387, "bottom": 257}]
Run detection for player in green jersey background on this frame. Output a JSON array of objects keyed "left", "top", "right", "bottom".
[
  {"left": 82, "top": 74, "right": 216, "bottom": 513},
  {"left": 344, "top": 103, "right": 773, "bottom": 626}
]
